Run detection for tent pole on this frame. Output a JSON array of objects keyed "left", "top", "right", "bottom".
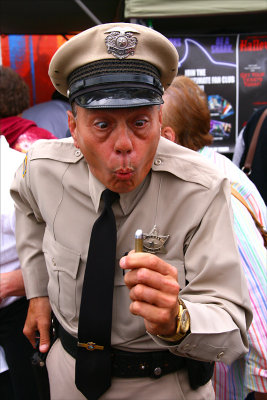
[{"left": 73, "top": 0, "right": 102, "bottom": 25}]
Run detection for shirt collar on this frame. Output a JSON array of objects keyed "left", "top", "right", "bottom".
[
  {"left": 88, "top": 166, "right": 151, "bottom": 215},
  {"left": 119, "top": 174, "right": 151, "bottom": 215},
  {"left": 88, "top": 167, "right": 106, "bottom": 213}
]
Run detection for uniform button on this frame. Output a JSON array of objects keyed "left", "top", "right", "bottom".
[
  {"left": 52, "top": 257, "right": 56, "bottom": 266},
  {"left": 153, "top": 367, "right": 162, "bottom": 377},
  {"left": 75, "top": 150, "right": 81, "bottom": 157},
  {"left": 154, "top": 158, "right": 162, "bottom": 166},
  {"left": 216, "top": 351, "right": 224, "bottom": 360}
]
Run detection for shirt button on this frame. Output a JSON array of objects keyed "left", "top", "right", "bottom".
[
  {"left": 216, "top": 351, "right": 224, "bottom": 360},
  {"left": 75, "top": 150, "right": 81, "bottom": 157},
  {"left": 153, "top": 367, "right": 162, "bottom": 377},
  {"left": 154, "top": 159, "right": 162, "bottom": 166},
  {"left": 52, "top": 257, "right": 56, "bottom": 266}
]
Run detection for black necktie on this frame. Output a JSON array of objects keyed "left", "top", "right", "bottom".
[{"left": 76, "top": 189, "right": 119, "bottom": 399}]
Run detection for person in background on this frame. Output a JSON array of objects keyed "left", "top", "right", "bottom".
[
  {"left": 0, "top": 66, "right": 56, "bottom": 152},
  {"left": 0, "top": 135, "right": 42, "bottom": 400},
  {"left": 22, "top": 90, "right": 71, "bottom": 139},
  {"left": 11, "top": 23, "right": 252, "bottom": 400},
  {"left": 233, "top": 106, "right": 267, "bottom": 205},
  {"left": 0, "top": 65, "right": 54, "bottom": 400},
  {"left": 0, "top": 346, "right": 13, "bottom": 399},
  {"left": 161, "top": 74, "right": 267, "bottom": 400},
  {"left": 232, "top": 126, "right": 245, "bottom": 167}
]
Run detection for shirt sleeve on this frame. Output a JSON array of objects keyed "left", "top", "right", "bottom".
[
  {"left": 232, "top": 195, "right": 267, "bottom": 392},
  {"left": 150, "top": 178, "right": 253, "bottom": 365},
  {"left": 10, "top": 150, "right": 49, "bottom": 299}
]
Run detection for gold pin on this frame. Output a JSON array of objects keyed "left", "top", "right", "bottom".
[{"left": 77, "top": 342, "right": 104, "bottom": 351}]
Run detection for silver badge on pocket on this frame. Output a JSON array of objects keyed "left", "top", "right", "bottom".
[{"left": 143, "top": 225, "right": 169, "bottom": 254}]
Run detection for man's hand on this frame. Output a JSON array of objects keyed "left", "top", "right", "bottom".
[
  {"left": 120, "top": 252, "right": 180, "bottom": 336},
  {"left": 23, "top": 296, "right": 51, "bottom": 353}
]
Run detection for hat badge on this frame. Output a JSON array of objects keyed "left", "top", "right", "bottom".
[{"left": 104, "top": 27, "right": 139, "bottom": 59}]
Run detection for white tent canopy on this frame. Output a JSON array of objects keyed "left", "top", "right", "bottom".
[{"left": 125, "top": 0, "right": 267, "bottom": 18}]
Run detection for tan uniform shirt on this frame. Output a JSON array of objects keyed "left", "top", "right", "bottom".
[{"left": 11, "top": 136, "right": 252, "bottom": 365}]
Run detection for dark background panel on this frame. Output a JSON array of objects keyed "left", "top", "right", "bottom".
[{"left": 0, "top": 0, "right": 266, "bottom": 35}]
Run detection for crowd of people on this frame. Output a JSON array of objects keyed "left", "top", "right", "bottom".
[{"left": 0, "top": 22, "right": 266, "bottom": 400}]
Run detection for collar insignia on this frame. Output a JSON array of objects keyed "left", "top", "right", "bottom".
[
  {"left": 143, "top": 225, "right": 170, "bottom": 254},
  {"left": 104, "top": 27, "right": 139, "bottom": 59}
]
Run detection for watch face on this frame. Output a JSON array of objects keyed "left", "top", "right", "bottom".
[{"left": 180, "top": 309, "right": 190, "bottom": 333}]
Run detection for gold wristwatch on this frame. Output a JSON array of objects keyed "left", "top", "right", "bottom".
[{"left": 157, "top": 298, "right": 190, "bottom": 342}]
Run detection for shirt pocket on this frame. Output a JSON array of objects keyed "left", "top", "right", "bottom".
[
  {"left": 42, "top": 229, "right": 81, "bottom": 321},
  {"left": 112, "top": 260, "right": 145, "bottom": 343}
]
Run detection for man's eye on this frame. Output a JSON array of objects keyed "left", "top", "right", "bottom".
[
  {"left": 135, "top": 119, "right": 147, "bottom": 127},
  {"left": 95, "top": 121, "right": 108, "bottom": 129}
]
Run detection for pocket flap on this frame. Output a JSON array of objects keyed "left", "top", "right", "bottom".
[{"left": 42, "top": 230, "right": 81, "bottom": 279}]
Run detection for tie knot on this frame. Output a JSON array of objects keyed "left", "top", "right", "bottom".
[{"left": 102, "top": 189, "right": 119, "bottom": 207}]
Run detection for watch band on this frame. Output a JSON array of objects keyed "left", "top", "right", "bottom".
[{"left": 157, "top": 298, "right": 190, "bottom": 343}]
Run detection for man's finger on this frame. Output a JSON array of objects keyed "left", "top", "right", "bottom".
[
  {"left": 23, "top": 324, "right": 37, "bottom": 348},
  {"left": 38, "top": 320, "right": 51, "bottom": 353},
  {"left": 129, "top": 284, "right": 179, "bottom": 308},
  {"left": 125, "top": 268, "right": 179, "bottom": 294},
  {"left": 129, "top": 301, "right": 177, "bottom": 336},
  {"left": 120, "top": 252, "right": 178, "bottom": 278}
]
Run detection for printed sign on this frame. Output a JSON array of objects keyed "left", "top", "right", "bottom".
[{"left": 169, "top": 34, "right": 267, "bottom": 153}]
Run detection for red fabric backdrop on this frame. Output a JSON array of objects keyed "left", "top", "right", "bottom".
[{"left": 1, "top": 34, "right": 74, "bottom": 106}]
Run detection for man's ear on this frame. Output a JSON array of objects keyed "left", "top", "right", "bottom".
[
  {"left": 159, "top": 105, "right": 163, "bottom": 125},
  {"left": 67, "top": 110, "right": 79, "bottom": 148},
  {"left": 161, "top": 126, "right": 176, "bottom": 143}
]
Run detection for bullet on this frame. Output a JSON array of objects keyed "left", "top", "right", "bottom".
[{"left": 135, "top": 229, "right": 143, "bottom": 252}]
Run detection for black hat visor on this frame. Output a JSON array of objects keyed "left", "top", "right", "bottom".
[{"left": 69, "top": 73, "right": 163, "bottom": 109}]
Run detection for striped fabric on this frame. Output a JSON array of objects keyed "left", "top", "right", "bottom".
[{"left": 199, "top": 147, "right": 267, "bottom": 399}]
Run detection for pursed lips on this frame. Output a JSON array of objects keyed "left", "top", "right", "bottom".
[{"left": 114, "top": 167, "right": 134, "bottom": 180}]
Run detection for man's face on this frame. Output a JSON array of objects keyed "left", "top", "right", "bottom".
[{"left": 68, "top": 105, "right": 162, "bottom": 193}]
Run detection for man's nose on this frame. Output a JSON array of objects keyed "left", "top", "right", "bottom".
[{"left": 114, "top": 124, "right": 133, "bottom": 154}]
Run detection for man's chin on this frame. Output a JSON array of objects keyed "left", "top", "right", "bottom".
[{"left": 108, "top": 180, "right": 136, "bottom": 194}]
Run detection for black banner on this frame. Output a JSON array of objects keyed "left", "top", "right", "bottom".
[
  {"left": 238, "top": 34, "right": 267, "bottom": 131},
  {"left": 168, "top": 34, "right": 267, "bottom": 153}
]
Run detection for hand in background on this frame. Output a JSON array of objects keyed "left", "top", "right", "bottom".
[{"left": 0, "top": 270, "right": 25, "bottom": 302}]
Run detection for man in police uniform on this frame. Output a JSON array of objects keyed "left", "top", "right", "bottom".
[{"left": 11, "top": 23, "right": 252, "bottom": 400}]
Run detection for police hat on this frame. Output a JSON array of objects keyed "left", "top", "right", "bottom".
[{"left": 48, "top": 23, "right": 178, "bottom": 109}]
